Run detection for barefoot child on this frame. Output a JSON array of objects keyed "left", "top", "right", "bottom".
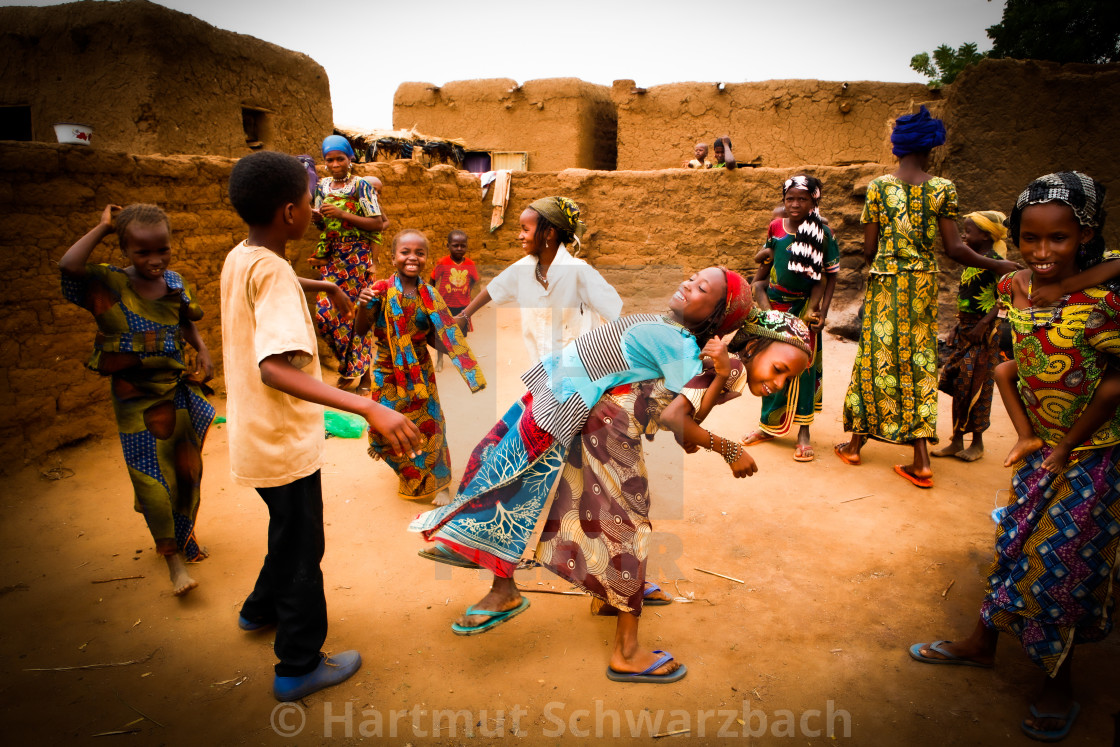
[
  {"left": 909, "top": 172, "right": 1120, "bottom": 742},
  {"left": 744, "top": 175, "right": 838, "bottom": 461},
  {"left": 222, "top": 152, "right": 420, "bottom": 702},
  {"left": 429, "top": 229, "right": 479, "bottom": 371},
  {"left": 60, "top": 203, "right": 215, "bottom": 597},
  {"left": 357, "top": 230, "right": 485, "bottom": 506},
  {"left": 309, "top": 135, "right": 389, "bottom": 394},
  {"left": 453, "top": 196, "right": 623, "bottom": 364},
  {"left": 933, "top": 211, "right": 1008, "bottom": 462}
]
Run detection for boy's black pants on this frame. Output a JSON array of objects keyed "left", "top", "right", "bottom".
[{"left": 240, "top": 470, "right": 328, "bottom": 677}]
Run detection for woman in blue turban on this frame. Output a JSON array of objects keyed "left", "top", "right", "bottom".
[
  {"left": 835, "top": 106, "right": 1018, "bottom": 488},
  {"left": 310, "top": 134, "right": 389, "bottom": 392}
]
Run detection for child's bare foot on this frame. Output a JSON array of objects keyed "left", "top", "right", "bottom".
[
  {"left": 932, "top": 437, "right": 965, "bottom": 458},
  {"left": 1004, "top": 436, "right": 1045, "bottom": 467},
  {"left": 436, "top": 358, "right": 444, "bottom": 372},
  {"left": 166, "top": 553, "right": 198, "bottom": 597},
  {"left": 432, "top": 489, "right": 451, "bottom": 506},
  {"left": 955, "top": 444, "right": 984, "bottom": 462},
  {"left": 1041, "top": 444, "right": 1071, "bottom": 474}
]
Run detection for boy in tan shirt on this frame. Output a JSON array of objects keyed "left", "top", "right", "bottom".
[{"left": 222, "top": 151, "right": 420, "bottom": 702}]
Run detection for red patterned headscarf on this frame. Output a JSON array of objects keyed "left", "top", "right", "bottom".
[{"left": 716, "top": 268, "right": 752, "bottom": 336}]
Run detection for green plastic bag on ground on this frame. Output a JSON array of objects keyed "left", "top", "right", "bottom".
[{"left": 324, "top": 410, "right": 367, "bottom": 439}]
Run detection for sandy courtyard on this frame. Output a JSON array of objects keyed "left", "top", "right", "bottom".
[{"left": 2, "top": 305, "right": 1117, "bottom": 745}]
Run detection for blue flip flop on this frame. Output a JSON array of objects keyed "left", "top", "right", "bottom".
[
  {"left": 1021, "top": 701, "right": 1080, "bottom": 743},
  {"left": 908, "top": 641, "right": 993, "bottom": 668},
  {"left": 451, "top": 598, "right": 530, "bottom": 636},
  {"left": 643, "top": 582, "right": 672, "bottom": 607},
  {"left": 606, "top": 650, "right": 688, "bottom": 684}
]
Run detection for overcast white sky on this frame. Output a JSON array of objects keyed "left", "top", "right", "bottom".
[{"left": 9, "top": 0, "right": 1007, "bottom": 129}]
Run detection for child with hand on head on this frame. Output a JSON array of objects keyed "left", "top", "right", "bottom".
[
  {"left": 222, "top": 151, "right": 420, "bottom": 703},
  {"left": 429, "top": 229, "right": 480, "bottom": 371},
  {"left": 309, "top": 135, "right": 389, "bottom": 394},
  {"left": 684, "top": 142, "right": 712, "bottom": 169},
  {"left": 932, "top": 211, "right": 1008, "bottom": 462},
  {"left": 744, "top": 175, "right": 838, "bottom": 461},
  {"left": 60, "top": 203, "right": 215, "bottom": 597},
  {"left": 911, "top": 172, "right": 1120, "bottom": 743},
  {"left": 356, "top": 230, "right": 486, "bottom": 507},
  {"left": 712, "top": 136, "right": 738, "bottom": 169},
  {"left": 453, "top": 196, "right": 623, "bottom": 365}
]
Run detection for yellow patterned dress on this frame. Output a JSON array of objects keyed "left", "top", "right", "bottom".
[
  {"left": 843, "top": 174, "right": 957, "bottom": 443},
  {"left": 980, "top": 275, "right": 1120, "bottom": 675}
]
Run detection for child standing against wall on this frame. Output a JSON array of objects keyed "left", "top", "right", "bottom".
[
  {"left": 429, "top": 229, "right": 479, "bottom": 371},
  {"left": 745, "top": 175, "right": 838, "bottom": 461},
  {"left": 222, "top": 151, "right": 420, "bottom": 701},
  {"left": 453, "top": 196, "right": 623, "bottom": 365},
  {"left": 932, "top": 211, "right": 1008, "bottom": 462},
  {"left": 358, "top": 230, "right": 486, "bottom": 506},
  {"left": 60, "top": 203, "right": 215, "bottom": 597}
]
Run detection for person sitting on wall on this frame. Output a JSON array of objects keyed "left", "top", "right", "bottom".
[
  {"left": 684, "top": 142, "right": 712, "bottom": 169},
  {"left": 712, "top": 136, "right": 738, "bottom": 169}
]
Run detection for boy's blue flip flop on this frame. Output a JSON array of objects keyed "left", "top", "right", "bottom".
[
  {"left": 606, "top": 650, "right": 688, "bottom": 684},
  {"left": 1020, "top": 702, "right": 1080, "bottom": 743},
  {"left": 451, "top": 598, "right": 530, "bottom": 636},
  {"left": 643, "top": 582, "right": 672, "bottom": 606},
  {"left": 908, "top": 641, "right": 993, "bottom": 668}
]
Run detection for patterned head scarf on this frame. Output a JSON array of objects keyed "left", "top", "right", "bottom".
[
  {"left": 321, "top": 134, "right": 355, "bottom": 160},
  {"left": 891, "top": 105, "right": 946, "bottom": 157},
  {"left": 782, "top": 175, "right": 827, "bottom": 281},
  {"left": 963, "top": 211, "right": 1008, "bottom": 258},
  {"left": 736, "top": 308, "right": 813, "bottom": 357},
  {"left": 528, "top": 196, "right": 587, "bottom": 245},
  {"left": 716, "top": 268, "right": 752, "bottom": 336}
]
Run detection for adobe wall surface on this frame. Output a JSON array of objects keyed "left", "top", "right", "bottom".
[
  {"left": 393, "top": 78, "right": 617, "bottom": 171},
  {"left": 938, "top": 58, "right": 1120, "bottom": 252},
  {"left": 0, "top": 0, "right": 333, "bottom": 157},
  {"left": 612, "top": 79, "right": 934, "bottom": 171}
]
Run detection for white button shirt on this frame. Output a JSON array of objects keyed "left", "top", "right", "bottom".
[{"left": 485, "top": 244, "right": 623, "bottom": 364}]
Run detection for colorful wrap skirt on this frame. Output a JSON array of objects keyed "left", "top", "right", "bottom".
[
  {"left": 937, "top": 311, "right": 999, "bottom": 435},
  {"left": 315, "top": 238, "right": 375, "bottom": 379},
  {"left": 759, "top": 288, "right": 821, "bottom": 435}
]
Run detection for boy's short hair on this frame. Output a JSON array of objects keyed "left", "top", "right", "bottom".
[
  {"left": 392, "top": 228, "right": 428, "bottom": 249},
  {"left": 447, "top": 229, "right": 468, "bottom": 244},
  {"left": 229, "top": 151, "right": 308, "bottom": 227}
]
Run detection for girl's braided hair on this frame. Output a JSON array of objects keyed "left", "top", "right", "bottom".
[{"left": 115, "top": 203, "right": 170, "bottom": 251}]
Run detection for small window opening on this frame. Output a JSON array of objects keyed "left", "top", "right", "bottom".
[
  {"left": 0, "top": 106, "right": 33, "bottom": 141},
  {"left": 241, "top": 107, "right": 269, "bottom": 150}
]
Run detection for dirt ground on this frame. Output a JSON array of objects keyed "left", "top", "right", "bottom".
[{"left": 2, "top": 305, "right": 1117, "bottom": 746}]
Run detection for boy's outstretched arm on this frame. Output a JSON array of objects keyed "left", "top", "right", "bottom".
[
  {"left": 258, "top": 354, "right": 420, "bottom": 458},
  {"left": 1030, "top": 259, "right": 1120, "bottom": 307},
  {"left": 298, "top": 276, "right": 353, "bottom": 321},
  {"left": 60, "top": 204, "right": 121, "bottom": 276},
  {"left": 1041, "top": 367, "right": 1120, "bottom": 473}
]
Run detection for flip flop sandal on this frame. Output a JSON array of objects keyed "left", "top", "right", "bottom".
[
  {"left": 894, "top": 464, "right": 933, "bottom": 489},
  {"left": 1020, "top": 701, "right": 1080, "bottom": 743},
  {"left": 834, "top": 443, "right": 861, "bottom": 466},
  {"left": 908, "top": 641, "right": 993, "bottom": 668},
  {"left": 606, "top": 650, "right": 688, "bottom": 684},
  {"left": 742, "top": 430, "right": 775, "bottom": 447},
  {"left": 643, "top": 582, "right": 672, "bottom": 606},
  {"left": 418, "top": 545, "right": 481, "bottom": 569},
  {"left": 793, "top": 444, "right": 815, "bottom": 462},
  {"left": 451, "top": 598, "right": 530, "bottom": 636}
]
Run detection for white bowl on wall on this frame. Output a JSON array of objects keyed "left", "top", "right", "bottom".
[{"left": 53, "top": 123, "right": 93, "bottom": 145}]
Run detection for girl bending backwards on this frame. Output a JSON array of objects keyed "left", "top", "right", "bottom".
[
  {"left": 909, "top": 172, "right": 1120, "bottom": 743},
  {"left": 932, "top": 211, "right": 1009, "bottom": 463},
  {"left": 60, "top": 204, "right": 215, "bottom": 596},
  {"left": 745, "top": 174, "right": 838, "bottom": 461},
  {"left": 453, "top": 196, "right": 623, "bottom": 365},
  {"left": 309, "top": 134, "right": 389, "bottom": 394},
  {"left": 410, "top": 268, "right": 812, "bottom": 683},
  {"left": 356, "top": 230, "right": 485, "bottom": 506}
]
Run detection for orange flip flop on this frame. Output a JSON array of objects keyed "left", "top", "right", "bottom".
[
  {"left": 834, "top": 443, "right": 861, "bottom": 466},
  {"left": 742, "top": 430, "right": 775, "bottom": 446},
  {"left": 894, "top": 464, "right": 933, "bottom": 489}
]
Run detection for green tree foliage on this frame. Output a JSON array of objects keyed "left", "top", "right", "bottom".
[
  {"left": 910, "top": 43, "right": 987, "bottom": 87},
  {"left": 987, "top": 0, "right": 1120, "bottom": 63}
]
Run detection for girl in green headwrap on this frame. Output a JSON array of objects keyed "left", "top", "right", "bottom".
[{"left": 452, "top": 196, "right": 623, "bottom": 364}]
